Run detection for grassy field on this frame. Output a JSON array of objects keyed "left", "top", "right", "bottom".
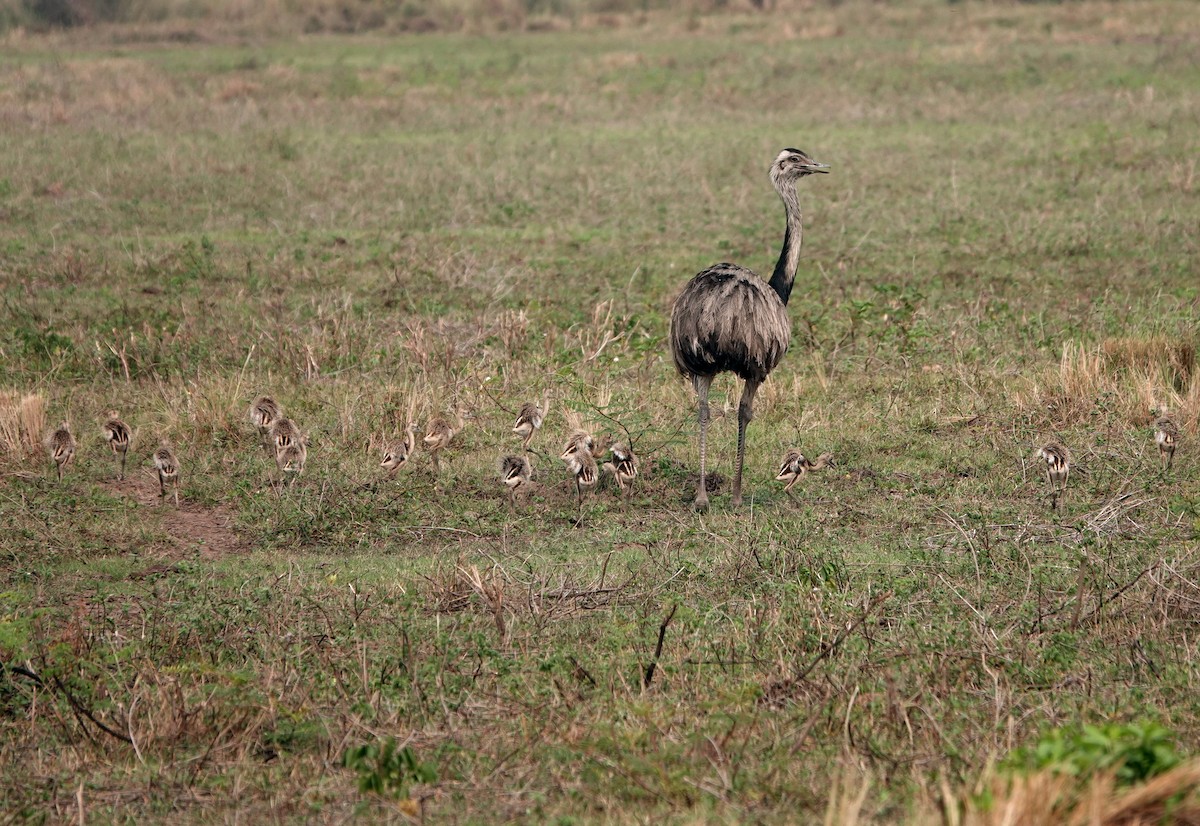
[{"left": 2, "top": 1, "right": 1200, "bottom": 821}]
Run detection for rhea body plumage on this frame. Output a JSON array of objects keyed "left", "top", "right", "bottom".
[
  {"left": 153, "top": 440, "right": 180, "bottom": 506},
  {"left": 775, "top": 450, "right": 834, "bottom": 495},
  {"left": 276, "top": 438, "right": 307, "bottom": 481},
  {"left": 1037, "top": 442, "right": 1071, "bottom": 510},
  {"left": 669, "top": 148, "right": 829, "bottom": 510},
  {"left": 101, "top": 413, "right": 131, "bottom": 480},
  {"left": 1155, "top": 416, "right": 1180, "bottom": 471},
  {"left": 561, "top": 430, "right": 596, "bottom": 461},
  {"left": 269, "top": 417, "right": 302, "bottom": 451},
  {"left": 46, "top": 421, "right": 76, "bottom": 481},
  {"left": 381, "top": 422, "right": 419, "bottom": 477},
  {"left": 500, "top": 454, "right": 533, "bottom": 510},
  {"left": 250, "top": 396, "right": 281, "bottom": 450}
]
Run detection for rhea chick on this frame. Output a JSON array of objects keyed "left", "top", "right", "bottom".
[
  {"left": 561, "top": 430, "right": 596, "bottom": 460},
  {"left": 46, "top": 421, "right": 76, "bottom": 482},
  {"left": 512, "top": 390, "right": 551, "bottom": 451},
  {"left": 276, "top": 438, "right": 307, "bottom": 484},
  {"left": 775, "top": 450, "right": 834, "bottom": 495},
  {"left": 1155, "top": 415, "right": 1180, "bottom": 472},
  {"left": 423, "top": 414, "right": 461, "bottom": 473},
  {"left": 1037, "top": 441, "right": 1071, "bottom": 510},
  {"left": 381, "top": 422, "right": 419, "bottom": 478},
  {"left": 153, "top": 440, "right": 181, "bottom": 506},
  {"left": 602, "top": 442, "right": 639, "bottom": 499},
  {"left": 101, "top": 413, "right": 132, "bottom": 480},
  {"left": 250, "top": 396, "right": 281, "bottom": 446},
  {"left": 499, "top": 454, "right": 533, "bottom": 510},
  {"left": 269, "top": 417, "right": 302, "bottom": 451},
  {"left": 562, "top": 441, "right": 599, "bottom": 514}
]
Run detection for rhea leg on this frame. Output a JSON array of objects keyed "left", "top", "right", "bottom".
[
  {"left": 692, "top": 374, "right": 713, "bottom": 511},
  {"left": 732, "top": 379, "right": 761, "bottom": 508}
]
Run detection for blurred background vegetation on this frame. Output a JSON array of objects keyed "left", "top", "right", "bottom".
[{"left": 0, "top": 0, "right": 1065, "bottom": 37}]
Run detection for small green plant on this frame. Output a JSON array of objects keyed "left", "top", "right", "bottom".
[
  {"left": 1005, "top": 721, "right": 1183, "bottom": 787},
  {"left": 343, "top": 738, "right": 437, "bottom": 800},
  {"left": 14, "top": 324, "right": 74, "bottom": 360}
]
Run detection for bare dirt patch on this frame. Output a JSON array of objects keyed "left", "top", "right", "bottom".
[{"left": 103, "top": 474, "right": 244, "bottom": 560}]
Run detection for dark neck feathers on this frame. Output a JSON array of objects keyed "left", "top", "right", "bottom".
[{"left": 766, "top": 181, "right": 803, "bottom": 306}]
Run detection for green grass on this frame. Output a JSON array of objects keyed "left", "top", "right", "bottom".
[{"left": 2, "top": 1, "right": 1200, "bottom": 822}]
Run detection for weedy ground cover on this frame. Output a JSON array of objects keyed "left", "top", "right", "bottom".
[{"left": 1, "top": 1, "right": 1199, "bottom": 821}]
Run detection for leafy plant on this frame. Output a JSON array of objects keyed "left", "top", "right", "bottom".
[
  {"left": 343, "top": 738, "right": 437, "bottom": 800},
  {"left": 1005, "top": 721, "right": 1183, "bottom": 787}
]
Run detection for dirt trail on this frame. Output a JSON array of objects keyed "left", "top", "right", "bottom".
[{"left": 103, "top": 473, "right": 244, "bottom": 560}]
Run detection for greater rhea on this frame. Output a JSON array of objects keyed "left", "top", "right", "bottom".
[
  {"left": 101, "top": 412, "right": 131, "bottom": 480},
  {"left": 1155, "top": 415, "right": 1180, "bottom": 471},
  {"left": 602, "top": 442, "right": 639, "bottom": 499},
  {"left": 500, "top": 454, "right": 533, "bottom": 510},
  {"left": 775, "top": 450, "right": 833, "bottom": 495},
  {"left": 669, "top": 148, "right": 829, "bottom": 510},
  {"left": 1037, "top": 442, "right": 1071, "bottom": 510},
  {"left": 381, "top": 422, "right": 419, "bottom": 478},
  {"left": 46, "top": 421, "right": 75, "bottom": 481},
  {"left": 512, "top": 390, "right": 551, "bottom": 451},
  {"left": 153, "top": 440, "right": 180, "bottom": 506}
]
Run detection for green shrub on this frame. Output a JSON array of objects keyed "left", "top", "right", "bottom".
[
  {"left": 1006, "top": 721, "right": 1183, "bottom": 787},
  {"left": 343, "top": 738, "right": 437, "bottom": 800}
]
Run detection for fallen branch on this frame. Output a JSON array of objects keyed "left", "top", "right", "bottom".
[
  {"left": 643, "top": 604, "right": 679, "bottom": 689},
  {"left": 793, "top": 591, "right": 892, "bottom": 683},
  {"left": 51, "top": 673, "right": 133, "bottom": 745}
]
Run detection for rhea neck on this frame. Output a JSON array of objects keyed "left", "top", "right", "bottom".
[{"left": 766, "top": 178, "right": 804, "bottom": 306}]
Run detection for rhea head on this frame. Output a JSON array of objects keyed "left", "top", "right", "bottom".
[{"left": 770, "top": 148, "right": 830, "bottom": 187}]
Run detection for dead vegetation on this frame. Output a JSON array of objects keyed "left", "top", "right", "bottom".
[
  {"left": 0, "top": 390, "right": 45, "bottom": 458},
  {"left": 1014, "top": 338, "right": 1200, "bottom": 429},
  {"left": 940, "top": 761, "right": 1200, "bottom": 826}
]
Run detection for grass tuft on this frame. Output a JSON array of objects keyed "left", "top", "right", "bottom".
[
  {"left": 0, "top": 391, "right": 48, "bottom": 457},
  {"left": 946, "top": 761, "right": 1200, "bottom": 826},
  {"left": 1015, "top": 340, "right": 1199, "bottom": 429}
]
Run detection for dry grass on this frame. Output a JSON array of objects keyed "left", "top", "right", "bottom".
[
  {"left": 1105, "top": 336, "right": 1196, "bottom": 389},
  {"left": 1014, "top": 339, "right": 1200, "bottom": 429},
  {"left": 0, "top": 390, "right": 20, "bottom": 455},
  {"left": 940, "top": 761, "right": 1200, "bottom": 826},
  {"left": 0, "top": 390, "right": 47, "bottom": 457}
]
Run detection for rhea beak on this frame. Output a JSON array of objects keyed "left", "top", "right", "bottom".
[{"left": 808, "top": 162, "right": 830, "bottom": 174}]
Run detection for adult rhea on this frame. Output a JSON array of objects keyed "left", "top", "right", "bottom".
[{"left": 669, "top": 148, "right": 829, "bottom": 510}]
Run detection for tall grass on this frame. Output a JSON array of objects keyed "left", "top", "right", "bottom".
[
  {"left": 0, "top": 390, "right": 46, "bottom": 457},
  {"left": 1014, "top": 338, "right": 1199, "bottom": 429}
]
